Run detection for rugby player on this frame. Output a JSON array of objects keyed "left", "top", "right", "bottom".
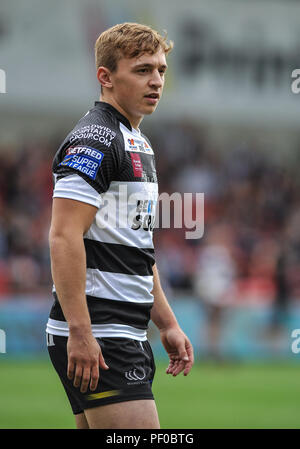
[{"left": 46, "top": 22, "right": 194, "bottom": 429}]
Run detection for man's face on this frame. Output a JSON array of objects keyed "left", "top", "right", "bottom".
[{"left": 109, "top": 48, "right": 167, "bottom": 126}]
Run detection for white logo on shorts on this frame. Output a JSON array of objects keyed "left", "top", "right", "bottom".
[{"left": 124, "top": 368, "right": 146, "bottom": 381}]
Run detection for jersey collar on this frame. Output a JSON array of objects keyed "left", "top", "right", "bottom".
[{"left": 94, "top": 101, "right": 133, "bottom": 132}]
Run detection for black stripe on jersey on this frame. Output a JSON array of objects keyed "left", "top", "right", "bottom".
[
  {"left": 84, "top": 239, "right": 155, "bottom": 275},
  {"left": 50, "top": 294, "right": 153, "bottom": 329}
]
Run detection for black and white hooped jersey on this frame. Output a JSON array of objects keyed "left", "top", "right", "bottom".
[{"left": 46, "top": 102, "right": 158, "bottom": 341}]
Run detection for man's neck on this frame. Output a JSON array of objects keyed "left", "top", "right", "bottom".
[{"left": 99, "top": 95, "right": 142, "bottom": 130}]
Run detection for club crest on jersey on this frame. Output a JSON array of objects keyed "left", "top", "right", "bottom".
[{"left": 59, "top": 145, "right": 104, "bottom": 180}]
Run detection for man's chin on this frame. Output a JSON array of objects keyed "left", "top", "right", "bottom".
[{"left": 142, "top": 104, "right": 159, "bottom": 115}]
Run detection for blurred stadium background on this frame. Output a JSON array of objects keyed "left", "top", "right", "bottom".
[{"left": 1, "top": 0, "right": 300, "bottom": 429}]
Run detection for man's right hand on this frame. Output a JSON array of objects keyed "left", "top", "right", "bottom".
[{"left": 67, "top": 329, "right": 109, "bottom": 394}]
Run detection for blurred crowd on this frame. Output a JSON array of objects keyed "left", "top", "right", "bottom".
[
  {"left": 150, "top": 120, "right": 300, "bottom": 309},
  {"left": 0, "top": 121, "right": 300, "bottom": 314},
  {"left": 0, "top": 140, "right": 54, "bottom": 296}
]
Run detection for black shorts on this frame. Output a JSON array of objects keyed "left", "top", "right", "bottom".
[{"left": 46, "top": 333, "right": 156, "bottom": 415}]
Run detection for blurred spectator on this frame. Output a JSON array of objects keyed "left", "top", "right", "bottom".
[{"left": 193, "top": 223, "right": 237, "bottom": 360}]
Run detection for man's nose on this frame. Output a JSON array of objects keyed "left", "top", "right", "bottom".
[{"left": 149, "top": 70, "right": 163, "bottom": 88}]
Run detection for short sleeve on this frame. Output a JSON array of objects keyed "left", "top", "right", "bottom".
[
  {"left": 53, "top": 174, "right": 102, "bottom": 208},
  {"left": 53, "top": 122, "right": 123, "bottom": 196}
]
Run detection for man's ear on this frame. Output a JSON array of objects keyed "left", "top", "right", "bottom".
[{"left": 97, "top": 66, "right": 113, "bottom": 90}]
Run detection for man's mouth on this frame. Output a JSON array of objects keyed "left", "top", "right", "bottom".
[
  {"left": 144, "top": 93, "right": 160, "bottom": 105},
  {"left": 144, "top": 93, "right": 159, "bottom": 99}
]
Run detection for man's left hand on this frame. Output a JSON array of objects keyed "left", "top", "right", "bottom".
[{"left": 160, "top": 327, "right": 194, "bottom": 377}]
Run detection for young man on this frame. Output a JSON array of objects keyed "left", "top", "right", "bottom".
[{"left": 46, "top": 22, "right": 194, "bottom": 429}]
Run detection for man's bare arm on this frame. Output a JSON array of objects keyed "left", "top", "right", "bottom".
[
  {"left": 150, "top": 264, "right": 194, "bottom": 376},
  {"left": 49, "top": 197, "right": 109, "bottom": 393}
]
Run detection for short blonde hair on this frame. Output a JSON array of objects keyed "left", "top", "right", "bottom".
[{"left": 95, "top": 22, "right": 173, "bottom": 72}]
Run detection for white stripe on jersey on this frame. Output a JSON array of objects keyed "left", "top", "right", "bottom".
[
  {"left": 46, "top": 319, "right": 147, "bottom": 340},
  {"left": 85, "top": 181, "right": 158, "bottom": 248},
  {"left": 53, "top": 174, "right": 102, "bottom": 208},
  {"left": 53, "top": 175, "right": 158, "bottom": 248},
  {"left": 53, "top": 269, "right": 154, "bottom": 303}
]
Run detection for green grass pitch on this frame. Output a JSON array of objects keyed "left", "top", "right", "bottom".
[{"left": 0, "top": 358, "right": 299, "bottom": 429}]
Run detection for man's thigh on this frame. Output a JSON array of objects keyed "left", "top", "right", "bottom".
[
  {"left": 84, "top": 399, "right": 160, "bottom": 429},
  {"left": 75, "top": 412, "right": 89, "bottom": 429}
]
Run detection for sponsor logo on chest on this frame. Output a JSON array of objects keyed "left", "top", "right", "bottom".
[{"left": 126, "top": 138, "right": 154, "bottom": 155}]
